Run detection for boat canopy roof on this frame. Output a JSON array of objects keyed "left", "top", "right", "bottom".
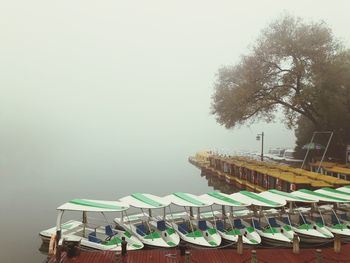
[
  {"left": 164, "top": 192, "right": 213, "bottom": 207},
  {"left": 231, "top": 191, "right": 286, "bottom": 207},
  {"left": 292, "top": 189, "right": 350, "bottom": 203},
  {"left": 315, "top": 188, "right": 350, "bottom": 200},
  {"left": 337, "top": 186, "right": 350, "bottom": 194},
  {"left": 120, "top": 193, "right": 171, "bottom": 209},
  {"left": 57, "top": 199, "right": 129, "bottom": 212},
  {"left": 260, "top": 189, "right": 317, "bottom": 203},
  {"left": 200, "top": 192, "right": 250, "bottom": 207}
]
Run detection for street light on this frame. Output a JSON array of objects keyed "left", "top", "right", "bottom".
[{"left": 256, "top": 132, "right": 264, "bottom": 161}]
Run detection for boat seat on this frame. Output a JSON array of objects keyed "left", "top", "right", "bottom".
[
  {"left": 331, "top": 214, "right": 339, "bottom": 225},
  {"left": 136, "top": 224, "right": 147, "bottom": 236},
  {"left": 178, "top": 223, "right": 189, "bottom": 234},
  {"left": 216, "top": 220, "right": 225, "bottom": 232},
  {"left": 233, "top": 219, "right": 244, "bottom": 229},
  {"left": 88, "top": 232, "right": 102, "bottom": 243},
  {"left": 198, "top": 220, "right": 208, "bottom": 231},
  {"left": 105, "top": 225, "right": 115, "bottom": 237},
  {"left": 253, "top": 219, "right": 262, "bottom": 230},
  {"left": 268, "top": 218, "right": 280, "bottom": 228},
  {"left": 282, "top": 216, "right": 291, "bottom": 225},
  {"left": 157, "top": 220, "right": 167, "bottom": 231}
]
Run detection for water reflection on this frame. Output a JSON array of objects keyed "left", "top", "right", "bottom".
[{"left": 201, "top": 171, "right": 240, "bottom": 194}]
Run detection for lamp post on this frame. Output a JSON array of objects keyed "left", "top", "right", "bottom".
[{"left": 256, "top": 132, "right": 264, "bottom": 161}]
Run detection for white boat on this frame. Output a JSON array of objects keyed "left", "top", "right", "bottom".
[
  {"left": 260, "top": 189, "right": 329, "bottom": 244},
  {"left": 231, "top": 191, "right": 293, "bottom": 246},
  {"left": 115, "top": 193, "right": 180, "bottom": 248},
  {"left": 200, "top": 191, "right": 260, "bottom": 245},
  {"left": 164, "top": 192, "right": 222, "bottom": 247},
  {"left": 291, "top": 189, "right": 350, "bottom": 240},
  {"left": 304, "top": 189, "right": 350, "bottom": 239},
  {"left": 40, "top": 199, "right": 144, "bottom": 251}
]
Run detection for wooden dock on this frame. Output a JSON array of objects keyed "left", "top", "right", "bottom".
[{"left": 49, "top": 245, "right": 350, "bottom": 263}]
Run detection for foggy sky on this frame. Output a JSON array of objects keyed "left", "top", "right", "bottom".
[{"left": 1, "top": 0, "right": 350, "bottom": 159}]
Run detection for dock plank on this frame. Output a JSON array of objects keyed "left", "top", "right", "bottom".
[{"left": 49, "top": 245, "right": 350, "bottom": 263}]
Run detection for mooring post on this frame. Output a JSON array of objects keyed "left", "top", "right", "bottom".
[
  {"left": 185, "top": 250, "right": 191, "bottom": 263},
  {"left": 115, "top": 251, "right": 121, "bottom": 263},
  {"left": 334, "top": 234, "right": 341, "bottom": 253},
  {"left": 315, "top": 249, "right": 322, "bottom": 263},
  {"left": 251, "top": 250, "right": 257, "bottom": 263},
  {"left": 237, "top": 235, "right": 243, "bottom": 255},
  {"left": 292, "top": 234, "right": 300, "bottom": 254}
]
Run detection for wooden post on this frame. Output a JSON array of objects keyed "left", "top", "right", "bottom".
[
  {"left": 237, "top": 235, "right": 243, "bottom": 255},
  {"left": 251, "top": 250, "right": 257, "bottom": 263},
  {"left": 185, "top": 251, "right": 191, "bottom": 263},
  {"left": 292, "top": 234, "right": 300, "bottom": 254},
  {"left": 82, "top": 211, "right": 87, "bottom": 238},
  {"left": 55, "top": 230, "right": 62, "bottom": 262},
  {"left": 315, "top": 249, "right": 322, "bottom": 263},
  {"left": 334, "top": 234, "right": 341, "bottom": 253},
  {"left": 115, "top": 251, "right": 121, "bottom": 263}
]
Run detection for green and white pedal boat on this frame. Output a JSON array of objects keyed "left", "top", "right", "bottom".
[
  {"left": 40, "top": 199, "right": 144, "bottom": 251},
  {"left": 164, "top": 192, "right": 222, "bottom": 247},
  {"left": 200, "top": 191, "right": 260, "bottom": 245},
  {"left": 115, "top": 193, "right": 180, "bottom": 248},
  {"left": 291, "top": 189, "right": 350, "bottom": 240},
  {"left": 260, "top": 189, "right": 327, "bottom": 244},
  {"left": 309, "top": 189, "right": 350, "bottom": 239},
  {"left": 232, "top": 191, "right": 293, "bottom": 246}
]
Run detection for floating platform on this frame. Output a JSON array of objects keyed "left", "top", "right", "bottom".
[
  {"left": 189, "top": 152, "right": 350, "bottom": 193},
  {"left": 49, "top": 245, "right": 350, "bottom": 263}
]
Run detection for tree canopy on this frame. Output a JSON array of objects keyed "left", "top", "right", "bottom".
[{"left": 211, "top": 15, "right": 350, "bottom": 159}]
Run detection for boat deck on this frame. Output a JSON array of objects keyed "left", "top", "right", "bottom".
[{"left": 50, "top": 245, "right": 350, "bottom": 263}]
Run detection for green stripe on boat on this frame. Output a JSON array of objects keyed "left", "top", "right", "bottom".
[
  {"left": 240, "top": 191, "right": 281, "bottom": 206},
  {"left": 263, "top": 227, "right": 278, "bottom": 234},
  {"left": 131, "top": 193, "right": 165, "bottom": 208},
  {"left": 145, "top": 232, "right": 161, "bottom": 239},
  {"left": 228, "top": 229, "right": 241, "bottom": 236},
  {"left": 105, "top": 236, "right": 122, "bottom": 246},
  {"left": 186, "top": 230, "right": 203, "bottom": 238},
  {"left": 246, "top": 227, "right": 254, "bottom": 233},
  {"left": 283, "top": 225, "right": 292, "bottom": 231},
  {"left": 132, "top": 244, "right": 143, "bottom": 248},
  {"left": 207, "top": 228, "right": 217, "bottom": 235},
  {"left": 321, "top": 188, "right": 350, "bottom": 196},
  {"left": 298, "top": 189, "right": 348, "bottom": 201},
  {"left": 167, "top": 241, "right": 176, "bottom": 247},
  {"left": 269, "top": 189, "right": 314, "bottom": 202},
  {"left": 61, "top": 223, "right": 73, "bottom": 229},
  {"left": 209, "top": 241, "right": 217, "bottom": 246},
  {"left": 173, "top": 192, "right": 207, "bottom": 206},
  {"left": 69, "top": 199, "right": 126, "bottom": 210},
  {"left": 124, "top": 231, "right": 132, "bottom": 238},
  {"left": 332, "top": 224, "right": 345, "bottom": 230},
  {"left": 298, "top": 224, "right": 310, "bottom": 230},
  {"left": 207, "top": 192, "right": 245, "bottom": 206},
  {"left": 166, "top": 228, "right": 175, "bottom": 235}
]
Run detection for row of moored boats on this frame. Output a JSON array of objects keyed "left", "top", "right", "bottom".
[{"left": 40, "top": 186, "right": 350, "bottom": 251}]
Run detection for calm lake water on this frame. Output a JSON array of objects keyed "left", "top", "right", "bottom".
[{"left": 0, "top": 150, "right": 219, "bottom": 263}]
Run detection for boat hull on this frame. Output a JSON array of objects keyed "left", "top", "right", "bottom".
[
  {"left": 40, "top": 220, "right": 144, "bottom": 251},
  {"left": 114, "top": 216, "right": 179, "bottom": 248}
]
